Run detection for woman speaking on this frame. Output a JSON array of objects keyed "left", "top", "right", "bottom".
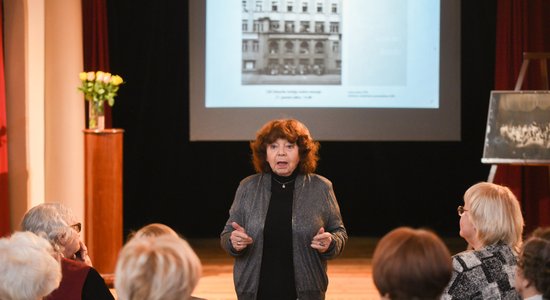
[{"left": 220, "top": 119, "right": 347, "bottom": 300}]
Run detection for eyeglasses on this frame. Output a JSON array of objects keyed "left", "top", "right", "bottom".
[
  {"left": 70, "top": 223, "right": 82, "bottom": 233},
  {"left": 457, "top": 206, "right": 468, "bottom": 217}
]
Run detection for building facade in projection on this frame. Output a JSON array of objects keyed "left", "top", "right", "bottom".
[{"left": 242, "top": 0, "right": 342, "bottom": 84}]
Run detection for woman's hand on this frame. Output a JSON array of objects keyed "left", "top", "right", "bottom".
[
  {"left": 75, "top": 240, "right": 93, "bottom": 266},
  {"left": 311, "top": 227, "right": 332, "bottom": 253},
  {"left": 230, "top": 222, "right": 253, "bottom": 251}
]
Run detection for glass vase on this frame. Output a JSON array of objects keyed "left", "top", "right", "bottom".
[{"left": 88, "top": 101, "right": 105, "bottom": 130}]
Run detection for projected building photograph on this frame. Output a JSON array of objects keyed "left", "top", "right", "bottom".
[{"left": 241, "top": 0, "right": 342, "bottom": 85}]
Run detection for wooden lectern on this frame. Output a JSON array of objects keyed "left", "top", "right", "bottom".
[{"left": 83, "top": 129, "right": 124, "bottom": 275}]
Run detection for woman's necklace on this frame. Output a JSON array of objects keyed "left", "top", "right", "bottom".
[{"left": 272, "top": 177, "right": 295, "bottom": 189}]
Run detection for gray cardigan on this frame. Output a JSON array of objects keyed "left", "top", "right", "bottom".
[{"left": 220, "top": 173, "right": 347, "bottom": 300}]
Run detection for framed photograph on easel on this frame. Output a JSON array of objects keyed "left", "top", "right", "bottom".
[{"left": 482, "top": 90, "right": 550, "bottom": 165}]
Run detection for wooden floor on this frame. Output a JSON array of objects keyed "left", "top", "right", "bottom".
[{"left": 187, "top": 237, "right": 467, "bottom": 300}]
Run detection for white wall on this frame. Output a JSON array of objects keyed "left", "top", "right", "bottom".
[
  {"left": 4, "top": 0, "right": 85, "bottom": 230},
  {"left": 44, "top": 0, "right": 85, "bottom": 230}
]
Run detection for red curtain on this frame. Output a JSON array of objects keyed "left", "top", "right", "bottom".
[
  {"left": 0, "top": 2, "right": 11, "bottom": 237},
  {"left": 82, "top": 0, "right": 112, "bottom": 127},
  {"left": 493, "top": 0, "right": 550, "bottom": 234}
]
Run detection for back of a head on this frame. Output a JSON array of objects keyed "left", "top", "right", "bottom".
[
  {"left": 132, "top": 223, "right": 179, "bottom": 239},
  {"left": 115, "top": 234, "right": 202, "bottom": 300},
  {"left": 372, "top": 227, "right": 453, "bottom": 300},
  {"left": 0, "top": 231, "right": 62, "bottom": 300},
  {"left": 464, "top": 182, "right": 524, "bottom": 252},
  {"left": 532, "top": 226, "right": 550, "bottom": 241},
  {"left": 518, "top": 227, "right": 550, "bottom": 298}
]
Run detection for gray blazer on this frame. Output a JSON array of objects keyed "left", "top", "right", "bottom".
[{"left": 220, "top": 173, "right": 347, "bottom": 300}]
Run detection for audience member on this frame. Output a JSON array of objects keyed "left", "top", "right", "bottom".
[
  {"left": 372, "top": 227, "right": 452, "bottom": 300},
  {"left": 130, "top": 222, "right": 179, "bottom": 239},
  {"left": 0, "top": 231, "right": 62, "bottom": 300},
  {"left": 21, "top": 202, "right": 114, "bottom": 300},
  {"left": 515, "top": 227, "right": 550, "bottom": 300},
  {"left": 441, "top": 182, "right": 524, "bottom": 299},
  {"left": 115, "top": 233, "right": 202, "bottom": 300}
]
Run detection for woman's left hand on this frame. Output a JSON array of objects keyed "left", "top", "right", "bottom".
[{"left": 311, "top": 227, "right": 332, "bottom": 253}]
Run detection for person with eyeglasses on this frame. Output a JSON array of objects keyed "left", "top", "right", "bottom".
[
  {"left": 21, "top": 203, "right": 114, "bottom": 300},
  {"left": 441, "top": 182, "right": 524, "bottom": 299}
]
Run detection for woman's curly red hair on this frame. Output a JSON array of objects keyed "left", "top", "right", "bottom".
[{"left": 250, "top": 119, "right": 320, "bottom": 174}]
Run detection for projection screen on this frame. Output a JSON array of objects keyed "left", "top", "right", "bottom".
[{"left": 189, "top": 0, "right": 461, "bottom": 141}]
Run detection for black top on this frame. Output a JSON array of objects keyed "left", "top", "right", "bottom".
[
  {"left": 82, "top": 268, "right": 115, "bottom": 300},
  {"left": 256, "top": 172, "right": 298, "bottom": 300}
]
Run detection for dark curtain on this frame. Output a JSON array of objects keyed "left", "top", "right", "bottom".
[
  {"left": 82, "top": 0, "right": 112, "bottom": 127},
  {"left": 104, "top": 1, "right": 498, "bottom": 238},
  {"left": 493, "top": 0, "right": 550, "bottom": 234},
  {"left": 0, "top": 1, "right": 10, "bottom": 237}
]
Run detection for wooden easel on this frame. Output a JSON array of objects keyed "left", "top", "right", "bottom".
[
  {"left": 488, "top": 52, "right": 550, "bottom": 182},
  {"left": 514, "top": 52, "right": 549, "bottom": 91}
]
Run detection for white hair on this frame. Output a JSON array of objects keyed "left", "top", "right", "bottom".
[
  {"left": 20, "top": 203, "right": 80, "bottom": 256},
  {"left": 0, "top": 231, "right": 62, "bottom": 300},
  {"left": 115, "top": 235, "right": 202, "bottom": 300}
]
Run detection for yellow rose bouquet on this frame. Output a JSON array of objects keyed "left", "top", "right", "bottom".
[{"left": 78, "top": 71, "right": 124, "bottom": 129}]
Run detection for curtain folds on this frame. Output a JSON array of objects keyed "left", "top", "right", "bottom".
[
  {"left": 0, "top": 2, "right": 11, "bottom": 237},
  {"left": 493, "top": 0, "right": 550, "bottom": 234},
  {"left": 82, "top": 0, "right": 112, "bottom": 127}
]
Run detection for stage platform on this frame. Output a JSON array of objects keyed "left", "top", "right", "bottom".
[{"left": 189, "top": 236, "right": 467, "bottom": 300}]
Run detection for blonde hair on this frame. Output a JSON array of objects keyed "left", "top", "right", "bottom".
[
  {"left": 0, "top": 231, "right": 62, "bottom": 300},
  {"left": 464, "top": 182, "right": 524, "bottom": 253},
  {"left": 115, "top": 235, "right": 202, "bottom": 300},
  {"left": 132, "top": 223, "right": 179, "bottom": 239}
]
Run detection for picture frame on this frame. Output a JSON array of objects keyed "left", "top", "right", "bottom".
[{"left": 482, "top": 90, "right": 550, "bottom": 165}]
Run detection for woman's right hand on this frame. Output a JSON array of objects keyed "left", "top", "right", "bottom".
[
  {"left": 230, "top": 222, "right": 253, "bottom": 251},
  {"left": 75, "top": 240, "right": 93, "bottom": 266}
]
